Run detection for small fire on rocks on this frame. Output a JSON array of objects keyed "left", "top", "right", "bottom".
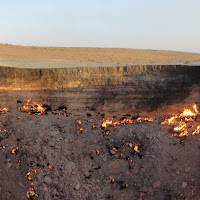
[
  {"left": 19, "top": 99, "right": 46, "bottom": 115},
  {"left": 161, "top": 104, "right": 200, "bottom": 137}
]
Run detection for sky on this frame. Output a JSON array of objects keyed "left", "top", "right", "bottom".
[{"left": 0, "top": 0, "right": 200, "bottom": 53}]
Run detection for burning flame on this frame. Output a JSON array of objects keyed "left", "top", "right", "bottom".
[
  {"left": 101, "top": 116, "right": 153, "bottom": 129},
  {"left": 161, "top": 104, "right": 199, "bottom": 137},
  {"left": 11, "top": 147, "right": 19, "bottom": 155},
  {"left": 0, "top": 107, "right": 8, "bottom": 113},
  {"left": 134, "top": 145, "right": 140, "bottom": 153},
  {"left": 101, "top": 119, "right": 115, "bottom": 128},
  {"left": 0, "top": 144, "right": 19, "bottom": 155},
  {"left": 20, "top": 99, "right": 46, "bottom": 115},
  {"left": 192, "top": 125, "right": 200, "bottom": 135},
  {"left": 48, "top": 164, "right": 52, "bottom": 169},
  {"left": 136, "top": 117, "right": 153, "bottom": 123},
  {"left": 26, "top": 188, "right": 38, "bottom": 198},
  {"left": 76, "top": 119, "right": 82, "bottom": 125}
]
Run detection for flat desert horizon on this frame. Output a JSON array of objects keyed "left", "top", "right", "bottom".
[{"left": 0, "top": 43, "right": 200, "bottom": 68}]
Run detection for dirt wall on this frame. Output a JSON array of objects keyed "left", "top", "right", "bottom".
[{"left": 0, "top": 65, "right": 199, "bottom": 90}]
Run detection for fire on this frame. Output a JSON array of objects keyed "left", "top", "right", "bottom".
[
  {"left": 101, "top": 116, "right": 153, "bottom": 129},
  {"left": 134, "top": 145, "right": 140, "bottom": 153},
  {"left": 26, "top": 188, "right": 38, "bottom": 198},
  {"left": 96, "top": 150, "right": 100, "bottom": 155},
  {"left": 161, "top": 104, "right": 199, "bottom": 137},
  {"left": 0, "top": 107, "right": 8, "bottom": 113},
  {"left": 120, "top": 118, "right": 133, "bottom": 125},
  {"left": 103, "top": 130, "right": 110, "bottom": 136},
  {"left": 109, "top": 176, "right": 115, "bottom": 183},
  {"left": 19, "top": 99, "right": 46, "bottom": 115},
  {"left": 77, "top": 119, "right": 82, "bottom": 125},
  {"left": 11, "top": 147, "right": 19, "bottom": 155},
  {"left": 136, "top": 117, "right": 153, "bottom": 122},
  {"left": 26, "top": 169, "right": 41, "bottom": 198},
  {"left": 128, "top": 142, "right": 133, "bottom": 148},
  {"left": 101, "top": 119, "right": 114, "bottom": 128},
  {"left": 48, "top": 164, "right": 52, "bottom": 169},
  {"left": 192, "top": 125, "right": 200, "bottom": 135},
  {"left": 0, "top": 144, "right": 19, "bottom": 155}
]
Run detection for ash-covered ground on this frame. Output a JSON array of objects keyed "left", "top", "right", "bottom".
[{"left": 0, "top": 100, "right": 200, "bottom": 200}]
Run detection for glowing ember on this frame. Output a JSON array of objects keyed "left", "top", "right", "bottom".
[
  {"left": 19, "top": 99, "right": 46, "bottom": 115},
  {"left": 77, "top": 119, "right": 82, "bottom": 125},
  {"left": 136, "top": 117, "right": 154, "bottom": 122},
  {"left": 0, "top": 144, "right": 19, "bottom": 155},
  {"left": 101, "top": 116, "right": 153, "bottom": 129},
  {"left": 128, "top": 142, "right": 133, "bottom": 148},
  {"left": 26, "top": 169, "right": 41, "bottom": 198},
  {"left": 0, "top": 107, "right": 8, "bottom": 113},
  {"left": 109, "top": 176, "right": 115, "bottom": 183},
  {"left": 26, "top": 187, "right": 38, "bottom": 198},
  {"left": 120, "top": 118, "right": 133, "bottom": 125},
  {"left": 48, "top": 164, "right": 52, "bottom": 169},
  {"left": 103, "top": 130, "right": 110, "bottom": 136},
  {"left": 192, "top": 125, "right": 200, "bottom": 135},
  {"left": 101, "top": 119, "right": 114, "bottom": 128},
  {"left": 134, "top": 145, "right": 140, "bottom": 153},
  {"left": 161, "top": 104, "right": 199, "bottom": 137},
  {"left": 96, "top": 150, "right": 100, "bottom": 155},
  {"left": 112, "top": 147, "right": 118, "bottom": 151},
  {"left": 11, "top": 147, "right": 19, "bottom": 155}
]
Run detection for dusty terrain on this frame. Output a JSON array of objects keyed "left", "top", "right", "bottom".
[
  {"left": 0, "top": 45, "right": 200, "bottom": 200},
  {"left": 0, "top": 44, "right": 200, "bottom": 68},
  {"left": 0, "top": 98, "right": 200, "bottom": 200}
]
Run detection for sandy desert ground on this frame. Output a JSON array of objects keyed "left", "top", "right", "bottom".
[{"left": 0, "top": 44, "right": 200, "bottom": 68}]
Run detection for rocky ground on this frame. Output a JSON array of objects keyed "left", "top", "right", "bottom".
[{"left": 0, "top": 99, "right": 200, "bottom": 200}]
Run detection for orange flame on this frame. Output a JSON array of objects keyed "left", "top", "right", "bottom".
[
  {"left": 20, "top": 99, "right": 46, "bottom": 115},
  {"left": 161, "top": 104, "right": 199, "bottom": 137},
  {"left": 134, "top": 145, "right": 140, "bottom": 153},
  {"left": 0, "top": 107, "right": 8, "bottom": 113},
  {"left": 192, "top": 125, "right": 200, "bottom": 135},
  {"left": 136, "top": 117, "right": 153, "bottom": 122},
  {"left": 102, "top": 116, "right": 153, "bottom": 129},
  {"left": 26, "top": 188, "right": 38, "bottom": 198}
]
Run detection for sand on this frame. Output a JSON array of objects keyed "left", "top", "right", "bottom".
[{"left": 0, "top": 44, "right": 200, "bottom": 68}]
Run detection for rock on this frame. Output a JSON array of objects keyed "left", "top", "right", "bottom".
[
  {"left": 110, "top": 150, "right": 116, "bottom": 155},
  {"left": 19, "top": 182, "right": 26, "bottom": 189},
  {"left": 44, "top": 176, "right": 52, "bottom": 184},
  {"left": 65, "top": 161, "right": 75, "bottom": 174},
  {"left": 84, "top": 170, "right": 90, "bottom": 178},
  {"left": 175, "top": 170, "right": 179, "bottom": 175},
  {"left": 93, "top": 164, "right": 99, "bottom": 169},
  {"left": 74, "top": 182, "right": 81, "bottom": 190},
  {"left": 49, "top": 140, "right": 56, "bottom": 147},
  {"left": 102, "top": 155, "right": 107, "bottom": 162},
  {"left": 63, "top": 149, "right": 71, "bottom": 156},
  {"left": 7, "top": 162, "right": 13, "bottom": 169},
  {"left": 54, "top": 143, "right": 62, "bottom": 150},
  {"left": 153, "top": 181, "right": 161, "bottom": 189},
  {"left": 182, "top": 182, "right": 187, "bottom": 188},
  {"left": 109, "top": 160, "right": 120, "bottom": 170},
  {"left": 185, "top": 167, "right": 190, "bottom": 173},
  {"left": 141, "top": 168, "right": 145, "bottom": 173},
  {"left": 139, "top": 186, "right": 148, "bottom": 193}
]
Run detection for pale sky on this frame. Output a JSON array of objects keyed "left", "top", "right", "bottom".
[{"left": 0, "top": 0, "right": 200, "bottom": 53}]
